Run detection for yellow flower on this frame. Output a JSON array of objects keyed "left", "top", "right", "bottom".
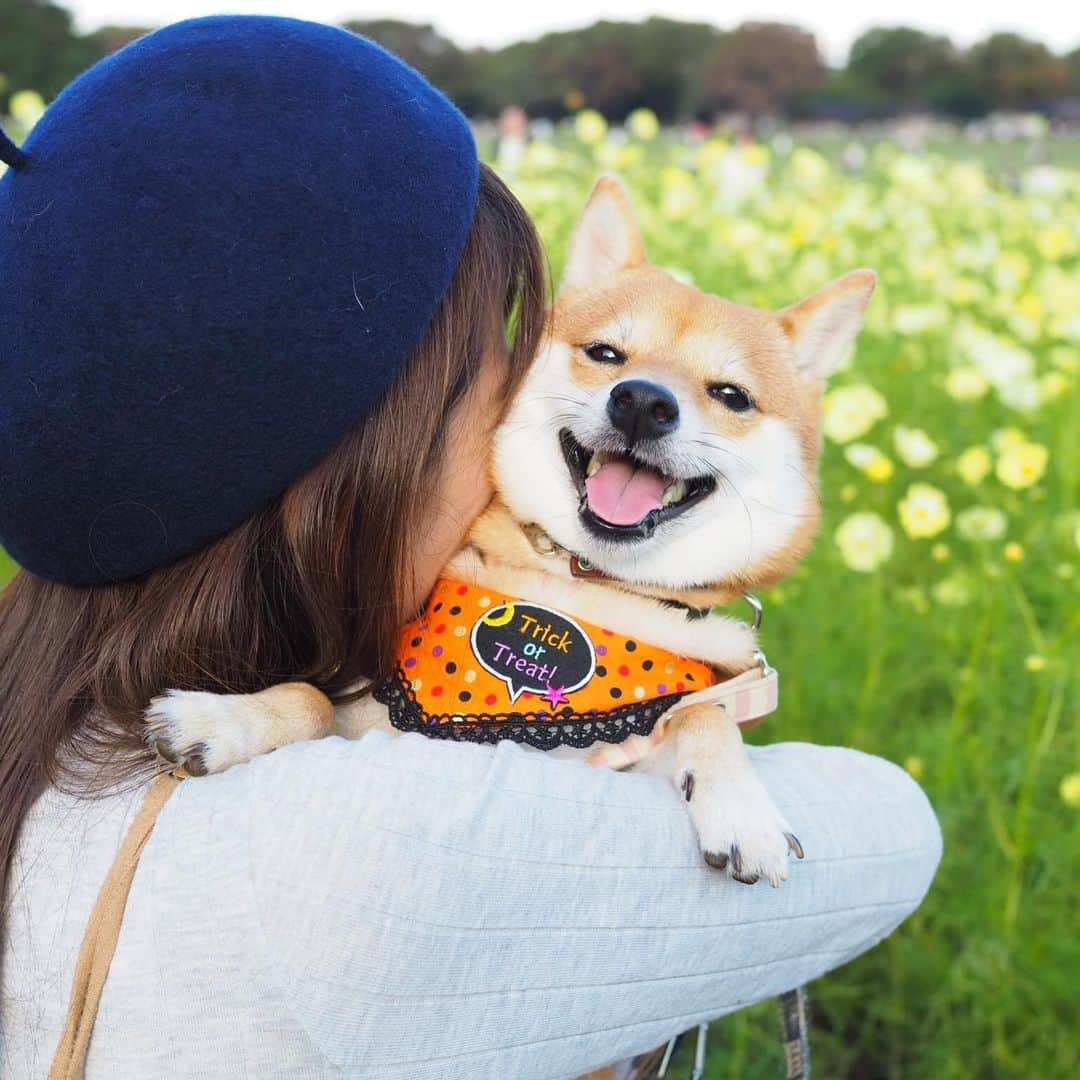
[
  {"left": 893, "top": 426, "right": 939, "bottom": 468},
  {"left": 956, "top": 506, "right": 1008, "bottom": 541},
  {"left": 9, "top": 90, "right": 46, "bottom": 130},
  {"left": 844, "top": 443, "right": 894, "bottom": 482},
  {"left": 659, "top": 166, "right": 697, "bottom": 218},
  {"left": 660, "top": 166, "right": 694, "bottom": 190},
  {"left": 931, "top": 543, "right": 950, "bottom": 561},
  {"left": 957, "top": 446, "right": 992, "bottom": 486},
  {"left": 866, "top": 457, "right": 893, "bottom": 483},
  {"left": 823, "top": 385, "right": 888, "bottom": 444},
  {"left": 991, "top": 427, "right": 1027, "bottom": 452},
  {"left": 1041, "top": 273, "right": 1080, "bottom": 324},
  {"left": 523, "top": 140, "right": 561, "bottom": 171},
  {"left": 945, "top": 368, "right": 989, "bottom": 401},
  {"left": 893, "top": 305, "right": 947, "bottom": 335},
  {"left": 626, "top": 108, "right": 659, "bottom": 140},
  {"left": 897, "top": 586, "right": 930, "bottom": 615},
  {"left": 1060, "top": 773, "right": 1080, "bottom": 808},
  {"left": 1017, "top": 292, "right": 1044, "bottom": 320},
  {"left": 949, "top": 278, "right": 984, "bottom": 306},
  {"left": 1036, "top": 224, "right": 1075, "bottom": 261},
  {"left": 697, "top": 137, "right": 730, "bottom": 170},
  {"left": 994, "top": 251, "right": 1031, "bottom": 290},
  {"left": 898, "top": 484, "right": 951, "bottom": 539},
  {"left": 742, "top": 144, "right": 770, "bottom": 168},
  {"left": 932, "top": 573, "right": 972, "bottom": 606},
  {"left": 835, "top": 512, "right": 895, "bottom": 572},
  {"left": 574, "top": 109, "right": 608, "bottom": 145},
  {"left": 1004, "top": 542, "right": 1025, "bottom": 562},
  {"left": 996, "top": 441, "right": 1048, "bottom": 490},
  {"left": 946, "top": 163, "right": 987, "bottom": 199},
  {"left": 791, "top": 148, "right": 828, "bottom": 185},
  {"left": 904, "top": 756, "right": 924, "bottom": 780},
  {"left": 1024, "top": 655, "right": 1046, "bottom": 672},
  {"left": 1040, "top": 372, "right": 1070, "bottom": 402}
]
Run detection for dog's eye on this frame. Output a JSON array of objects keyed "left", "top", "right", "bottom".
[
  {"left": 583, "top": 343, "right": 626, "bottom": 365},
  {"left": 708, "top": 383, "right": 755, "bottom": 412}
]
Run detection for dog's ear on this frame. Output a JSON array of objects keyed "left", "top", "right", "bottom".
[
  {"left": 779, "top": 270, "right": 877, "bottom": 379},
  {"left": 562, "top": 175, "right": 647, "bottom": 289}
]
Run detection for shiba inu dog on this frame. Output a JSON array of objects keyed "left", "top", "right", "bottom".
[{"left": 147, "top": 176, "right": 875, "bottom": 888}]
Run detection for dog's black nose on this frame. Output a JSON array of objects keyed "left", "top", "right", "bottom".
[{"left": 607, "top": 380, "right": 680, "bottom": 444}]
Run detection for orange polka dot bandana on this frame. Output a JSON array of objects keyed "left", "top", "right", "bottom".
[{"left": 373, "top": 578, "right": 717, "bottom": 751}]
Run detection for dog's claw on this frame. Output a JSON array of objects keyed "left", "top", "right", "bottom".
[
  {"left": 183, "top": 744, "right": 209, "bottom": 777},
  {"left": 147, "top": 722, "right": 208, "bottom": 776},
  {"left": 150, "top": 736, "right": 180, "bottom": 765},
  {"left": 682, "top": 761, "right": 797, "bottom": 888},
  {"left": 681, "top": 771, "right": 695, "bottom": 802},
  {"left": 730, "top": 844, "right": 742, "bottom": 874}
]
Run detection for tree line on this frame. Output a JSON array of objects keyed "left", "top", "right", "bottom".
[{"left": 2, "top": 0, "right": 1078, "bottom": 121}]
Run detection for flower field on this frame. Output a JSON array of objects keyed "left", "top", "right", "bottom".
[
  {"left": 1, "top": 89, "right": 1074, "bottom": 1075},
  {"left": 495, "top": 113, "right": 1077, "bottom": 1077}
]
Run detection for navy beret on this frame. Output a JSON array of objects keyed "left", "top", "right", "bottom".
[{"left": 0, "top": 16, "right": 479, "bottom": 584}]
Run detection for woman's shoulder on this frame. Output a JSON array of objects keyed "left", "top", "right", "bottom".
[{"left": 173, "top": 728, "right": 686, "bottom": 847}]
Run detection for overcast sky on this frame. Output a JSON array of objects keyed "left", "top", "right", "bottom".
[{"left": 65, "top": 1, "right": 1079, "bottom": 63}]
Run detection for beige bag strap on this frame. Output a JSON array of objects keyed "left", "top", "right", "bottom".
[{"left": 49, "top": 771, "right": 182, "bottom": 1080}]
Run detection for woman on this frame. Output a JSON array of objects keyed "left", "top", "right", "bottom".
[{"left": 0, "top": 17, "right": 941, "bottom": 1078}]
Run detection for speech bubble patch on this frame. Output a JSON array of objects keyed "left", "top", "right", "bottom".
[{"left": 470, "top": 601, "right": 596, "bottom": 705}]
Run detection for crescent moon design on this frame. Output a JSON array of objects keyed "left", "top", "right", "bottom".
[{"left": 481, "top": 603, "right": 515, "bottom": 628}]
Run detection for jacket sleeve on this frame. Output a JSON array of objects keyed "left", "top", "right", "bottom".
[{"left": 243, "top": 730, "right": 941, "bottom": 1079}]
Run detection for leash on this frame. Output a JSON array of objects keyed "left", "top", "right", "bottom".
[
  {"left": 778, "top": 987, "right": 812, "bottom": 1080},
  {"left": 650, "top": 991, "right": 809, "bottom": 1080}
]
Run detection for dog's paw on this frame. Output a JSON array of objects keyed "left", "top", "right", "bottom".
[
  {"left": 145, "top": 689, "right": 264, "bottom": 776},
  {"left": 679, "top": 765, "right": 804, "bottom": 887}
]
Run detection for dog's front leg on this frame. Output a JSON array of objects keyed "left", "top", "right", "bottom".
[
  {"left": 334, "top": 690, "right": 398, "bottom": 741},
  {"left": 145, "top": 682, "right": 337, "bottom": 775},
  {"left": 665, "top": 704, "right": 803, "bottom": 886}
]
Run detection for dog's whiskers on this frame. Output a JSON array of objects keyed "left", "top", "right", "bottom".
[
  {"left": 713, "top": 473, "right": 755, "bottom": 561},
  {"left": 691, "top": 436, "right": 756, "bottom": 473},
  {"left": 536, "top": 392, "right": 591, "bottom": 409},
  {"left": 785, "top": 461, "right": 822, "bottom": 503},
  {"left": 688, "top": 453, "right": 814, "bottom": 520}
]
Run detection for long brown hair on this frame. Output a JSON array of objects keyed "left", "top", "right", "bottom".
[{"left": 0, "top": 164, "right": 546, "bottom": 956}]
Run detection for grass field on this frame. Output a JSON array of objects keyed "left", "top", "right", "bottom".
[
  {"left": 1, "top": 107, "right": 1075, "bottom": 1076},
  {"left": 495, "top": 117, "right": 1078, "bottom": 1077}
]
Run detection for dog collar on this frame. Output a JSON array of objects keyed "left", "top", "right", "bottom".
[
  {"left": 374, "top": 577, "right": 777, "bottom": 756},
  {"left": 520, "top": 522, "right": 734, "bottom": 622}
]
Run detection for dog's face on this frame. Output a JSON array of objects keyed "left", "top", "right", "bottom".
[{"left": 493, "top": 177, "right": 876, "bottom": 594}]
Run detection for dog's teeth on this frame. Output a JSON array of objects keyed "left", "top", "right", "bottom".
[
  {"left": 662, "top": 480, "right": 687, "bottom": 507},
  {"left": 586, "top": 454, "right": 602, "bottom": 478}
]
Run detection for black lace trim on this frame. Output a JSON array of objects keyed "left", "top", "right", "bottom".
[{"left": 373, "top": 667, "right": 689, "bottom": 751}]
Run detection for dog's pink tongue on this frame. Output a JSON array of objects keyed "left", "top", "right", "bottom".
[{"left": 585, "top": 460, "right": 669, "bottom": 526}]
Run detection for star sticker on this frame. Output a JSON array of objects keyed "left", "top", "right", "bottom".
[{"left": 541, "top": 684, "right": 570, "bottom": 707}]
